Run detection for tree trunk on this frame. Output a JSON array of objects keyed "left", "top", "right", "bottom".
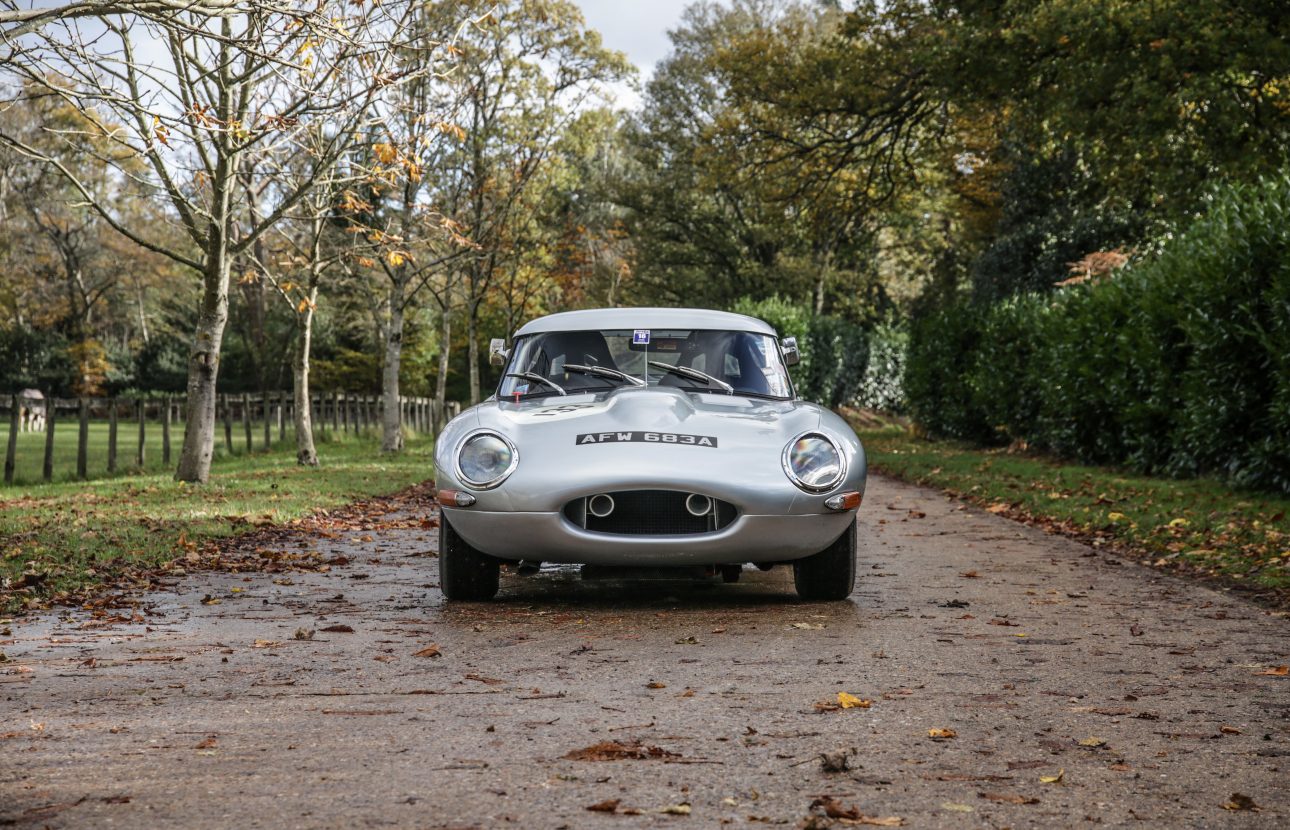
[
  {"left": 467, "top": 299, "right": 481, "bottom": 405},
  {"left": 293, "top": 287, "right": 319, "bottom": 466},
  {"left": 175, "top": 242, "right": 232, "bottom": 483},
  {"left": 435, "top": 307, "right": 451, "bottom": 431},
  {"left": 381, "top": 278, "right": 405, "bottom": 453}
]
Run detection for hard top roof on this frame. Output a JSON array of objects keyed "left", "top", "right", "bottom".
[{"left": 513, "top": 307, "right": 777, "bottom": 337}]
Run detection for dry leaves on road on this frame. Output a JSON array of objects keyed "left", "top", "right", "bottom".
[
  {"left": 927, "top": 728, "right": 957, "bottom": 740},
  {"left": 319, "top": 624, "right": 354, "bottom": 633},
  {"left": 1255, "top": 665, "right": 1287, "bottom": 676},
  {"left": 810, "top": 796, "right": 903, "bottom": 826},
  {"left": 1222, "top": 793, "right": 1259, "bottom": 811},
  {"left": 564, "top": 740, "right": 679, "bottom": 761},
  {"left": 979, "top": 791, "right": 1039, "bottom": 805},
  {"left": 837, "top": 692, "right": 872, "bottom": 709},
  {"left": 412, "top": 644, "right": 441, "bottom": 658}
]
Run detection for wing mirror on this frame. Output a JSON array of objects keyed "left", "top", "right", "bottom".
[
  {"left": 781, "top": 336, "right": 801, "bottom": 367},
  {"left": 489, "top": 338, "right": 509, "bottom": 366}
]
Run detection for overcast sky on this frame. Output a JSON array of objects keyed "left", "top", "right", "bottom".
[{"left": 576, "top": 0, "right": 694, "bottom": 109}]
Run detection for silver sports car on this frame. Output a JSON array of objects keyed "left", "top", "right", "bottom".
[{"left": 433, "top": 308, "right": 866, "bottom": 601}]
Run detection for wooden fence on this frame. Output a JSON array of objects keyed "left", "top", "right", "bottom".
[{"left": 1, "top": 392, "right": 460, "bottom": 485}]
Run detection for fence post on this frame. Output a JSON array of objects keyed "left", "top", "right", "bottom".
[
  {"left": 4, "top": 394, "right": 17, "bottom": 485},
  {"left": 242, "top": 392, "right": 253, "bottom": 452},
  {"left": 262, "top": 393, "right": 271, "bottom": 448},
  {"left": 162, "top": 396, "right": 172, "bottom": 465},
  {"left": 43, "top": 396, "right": 56, "bottom": 482},
  {"left": 77, "top": 398, "right": 89, "bottom": 479},
  {"left": 222, "top": 394, "right": 234, "bottom": 453},
  {"left": 136, "top": 398, "right": 146, "bottom": 468},
  {"left": 330, "top": 390, "right": 340, "bottom": 433},
  {"left": 108, "top": 398, "right": 118, "bottom": 474},
  {"left": 277, "top": 390, "right": 286, "bottom": 441},
  {"left": 340, "top": 392, "right": 348, "bottom": 434}
]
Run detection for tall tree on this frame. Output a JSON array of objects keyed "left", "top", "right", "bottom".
[{"left": 1, "top": 0, "right": 431, "bottom": 481}]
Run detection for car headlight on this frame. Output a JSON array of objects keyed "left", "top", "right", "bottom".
[
  {"left": 783, "top": 432, "right": 845, "bottom": 492},
  {"left": 456, "top": 431, "right": 518, "bottom": 489}
]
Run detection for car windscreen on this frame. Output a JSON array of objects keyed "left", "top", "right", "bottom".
[{"left": 497, "top": 329, "right": 793, "bottom": 399}]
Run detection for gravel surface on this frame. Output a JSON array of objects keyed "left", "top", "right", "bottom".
[{"left": 3, "top": 475, "right": 1288, "bottom": 828}]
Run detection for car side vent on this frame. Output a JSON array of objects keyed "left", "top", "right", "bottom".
[{"left": 564, "top": 490, "right": 737, "bottom": 536}]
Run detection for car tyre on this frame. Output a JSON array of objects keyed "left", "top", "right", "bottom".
[
  {"left": 793, "top": 518, "right": 856, "bottom": 601},
  {"left": 439, "top": 513, "right": 500, "bottom": 601}
]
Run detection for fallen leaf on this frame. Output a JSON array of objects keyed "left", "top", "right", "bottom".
[
  {"left": 251, "top": 639, "right": 280, "bottom": 649},
  {"left": 790, "top": 622, "right": 824, "bottom": 630},
  {"left": 658, "top": 803, "right": 691, "bottom": 815},
  {"left": 837, "top": 692, "right": 872, "bottom": 709},
  {"left": 1220, "top": 726, "right": 1242, "bottom": 735},
  {"left": 564, "top": 740, "right": 678, "bottom": 761},
  {"left": 646, "top": 681, "right": 667, "bottom": 689},
  {"left": 979, "top": 792, "right": 1039, "bottom": 804},
  {"left": 960, "top": 570, "right": 980, "bottom": 579},
  {"left": 320, "top": 624, "right": 354, "bottom": 633},
  {"left": 464, "top": 673, "right": 504, "bottom": 685},
  {"left": 586, "top": 799, "right": 620, "bottom": 813},
  {"left": 1039, "top": 769, "right": 1065, "bottom": 784},
  {"left": 193, "top": 736, "right": 218, "bottom": 749},
  {"left": 293, "top": 628, "right": 314, "bottom": 641},
  {"left": 412, "top": 644, "right": 442, "bottom": 658},
  {"left": 1222, "top": 793, "right": 1259, "bottom": 811},
  {"left": 675, "top": 636, "right": 699, "bottom": 645},
  {"left": 928, "top": 728, "right": 957, "bottom": 739},
  {"left": 1255, "top": 665, "right": 1288, "bottom": 676},
  {"left": 985, "top": 503, "right": 1008, "bottom": 514},
  {"left": 810, "top": 796, "right": 902, "bottom": 825},
  {"left": 1078, "top": 737, "right": 1106, "bottom": 748},
  {"left": 819, "top": 748, "right": 854, "bottom": 772}
]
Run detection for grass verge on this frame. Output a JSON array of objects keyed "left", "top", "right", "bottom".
[
  {"left": 1, "top": 434, "right": 435, "bottom": 615},
  {"left": 849, "top": 414, "right": 1290, "bottom": 607}
]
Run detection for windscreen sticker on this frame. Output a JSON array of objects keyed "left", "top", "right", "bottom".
[
  {"left": 577, "top": 431, "right": 717, "bottom": 447},
  {"left": 632, "top": 329, "right": 651, "bottom": 345}
]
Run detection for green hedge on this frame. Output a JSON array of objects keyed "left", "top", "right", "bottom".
[
  {"left": 732, "top": 296, "right": 904, "bottom": 410},
  {"left": 906, "top": 174, "right": 1290, "bottom": 492}
]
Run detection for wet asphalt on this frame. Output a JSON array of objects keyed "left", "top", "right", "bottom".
[{"left": 2, "top": 475, "right": 1288, "bottom": 829}]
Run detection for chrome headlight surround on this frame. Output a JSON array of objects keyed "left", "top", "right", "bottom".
[
  {"left": 781, "top": 431, "right": 846, "bottom": 493},
  {"left": 454, "top": 429, "right": 519, "bottom": 490}
]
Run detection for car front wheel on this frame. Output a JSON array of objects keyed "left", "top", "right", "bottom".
[
  {"left": 438, "top": 513, "right": 500, "bottom": 601},
  {"left": 793, "top": 518, "right": 856, "bottom": 601}
]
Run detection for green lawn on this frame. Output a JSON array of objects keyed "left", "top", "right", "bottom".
[
  {"left": 852, "top": 418, "right": 1290, "bottom": 600},
  {"left": 3, "top": 419, "right": 378, "bottom": 486},
  {"left": 1, "top": 433, "right": 435, "bottom": 614}
]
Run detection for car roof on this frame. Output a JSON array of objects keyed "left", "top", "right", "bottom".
[{"left": 513, "top": 307, "right": 778, "bottom": 337}]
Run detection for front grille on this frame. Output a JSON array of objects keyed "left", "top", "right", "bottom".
[{"left": 564, "top": 490, "right": 737, "bottom": 536}]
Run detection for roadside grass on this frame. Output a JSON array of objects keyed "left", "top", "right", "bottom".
[
  {"left": 1, "top": 433, "right": 435, "bottom": 614},
  {"left": 851, "top": 417, "right": 1290, "bottom": 601}
]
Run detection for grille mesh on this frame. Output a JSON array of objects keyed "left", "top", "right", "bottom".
[{"left": 567, "top": 490, "right": 736, "bottom": 536}]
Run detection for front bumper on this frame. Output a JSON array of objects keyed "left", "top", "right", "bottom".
[{"left": 441, "top": 507, "right": 855, "bottom": 566}]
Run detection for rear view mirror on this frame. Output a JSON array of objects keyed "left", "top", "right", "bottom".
[
  {"left": 489, "top": 338, "right": 509, "bottom": 366},
  {"left": 781, "top": 336, "right": 800, "bottom": 367}
]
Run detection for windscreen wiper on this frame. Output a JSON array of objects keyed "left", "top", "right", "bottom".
[
  {"left": 563, "top": 363, "right": 645, "bottom": 387},
  {"left": 647, "top": 360, "right": 734, "bottom": 394},
  {"left": 506, "top": 372, "right": 566, "bottom": 396}
]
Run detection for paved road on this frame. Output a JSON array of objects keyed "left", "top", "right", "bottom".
[{"left": 3, "top": 475, "right": 1288, "bottom": 828}]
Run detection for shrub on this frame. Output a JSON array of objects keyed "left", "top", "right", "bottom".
[
  {"left": 905, "top": 173, "right": 1290, "bottom": 492},
  {"left": 732, "top": 295, "right": 884, "bottom": 408}
]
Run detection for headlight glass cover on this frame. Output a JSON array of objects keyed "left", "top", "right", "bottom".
[
  {"left": 784, "top": 433, "right": 844, "bottom": 492},
  {"left": 457, "top": 433, "right": 516, "bottom": 488}
]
